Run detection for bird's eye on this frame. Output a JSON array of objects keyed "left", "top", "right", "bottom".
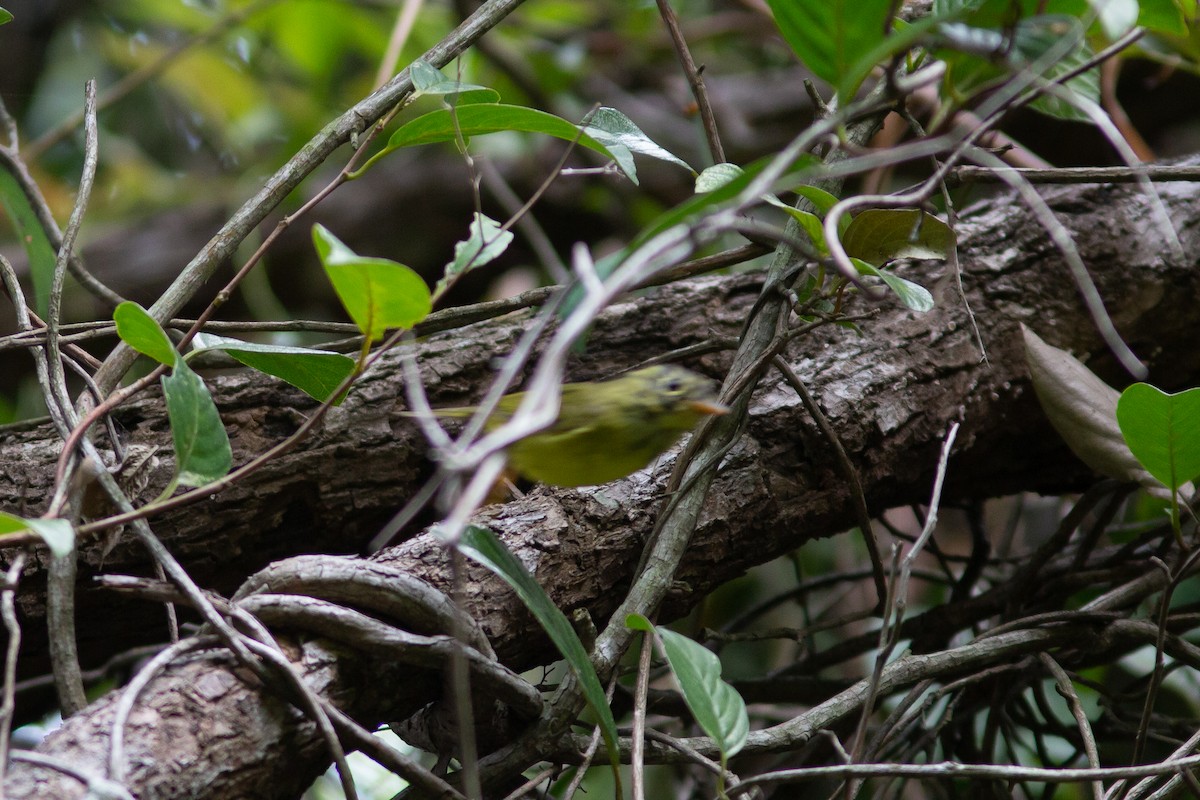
[{"left": 665, "top": 379, "right": 683, "bottom": 393}]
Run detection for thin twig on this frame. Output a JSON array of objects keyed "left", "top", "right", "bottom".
[
  {"left": 0, "top": 552, "right": 28, "bottom": 795},
  {"left": 1039, "top": 652, "right": 1104, "bottom": 800},
  {"left": 949, "top": 165, "right": 1200, "bottom": 185},
  {"left": 655, "top": 0, "right": 726, "bottom": 164},
  {"left": 773, "top": 356, "right": 886, "bottom": 609},
  {"left": 374, "top": 0, "right": 426, "bottom": 90},
  {"left": 632, "top": 628, "right": 654, "bottom": 800}
]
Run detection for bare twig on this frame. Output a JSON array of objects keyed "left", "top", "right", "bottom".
[
  {"left": 0, "top": 552, "right": 28, "bottom": 794},
  {"left": 1039, "top": 652, "right": 1104, "bottom": 800},
  {"left": 631, "top": 628, "right": 654, "bottom": 800},
  {"left": 655, "top": 0, "right": 726, "bottom": 164},
  {"left": 773, "top": 356, "right": 886, "bottom": 609}
]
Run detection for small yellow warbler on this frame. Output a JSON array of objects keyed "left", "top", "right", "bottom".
[{"left": 420, "top": 365, "right": 728, "bottom": 486}]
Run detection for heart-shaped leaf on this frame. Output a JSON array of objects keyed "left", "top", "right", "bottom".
[{"left": 1117, "top": 383, "right": 1200, "bottom": 493}]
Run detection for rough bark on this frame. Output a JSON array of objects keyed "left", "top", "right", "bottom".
[{"left": 2, "top": 174, "right": 1199, "bottom": 798}]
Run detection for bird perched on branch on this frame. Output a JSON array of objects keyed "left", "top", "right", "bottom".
[{"left": 418, "top": 364, "right": 729, "bottom": 487}]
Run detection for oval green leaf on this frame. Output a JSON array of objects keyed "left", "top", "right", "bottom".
[
  {"left": 851, "top": 258, "right": 934, "bottom": 312},
  {"left": 114, "top": 302, "right": 178, "bottom": 367},
  {"left": 765, "top": 0, "right": 894, "bottom": 94},
  {"left": 192, "top": 332, "right": 355, "bottom": 403},
  {"left": 162, "top": 359, "right": 232, "bottom": 488},
  {"left": 627, "top": 614, "right": 748, "bottom": 760},
  {"left": 459, "top": 525, "right": 621, "bottom": 774},
  {"left": 1117, "top": 383, "right": 1200, "bottom": 492},
  {"left": 312, "top": 224, "right": 432, "bottom": 342},
  {"left": 842, "top": 209, "right": 955, "bottom": 265}
]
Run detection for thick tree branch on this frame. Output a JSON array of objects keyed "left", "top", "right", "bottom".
[{"left": 2, "top": 175, "right": 1199, "bottom": 798}]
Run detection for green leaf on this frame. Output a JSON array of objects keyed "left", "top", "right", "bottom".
[
  {"left": 162, "top": 359, "right": 232, "bottom": 488},
  {"left": 459, "top": 525, "right": 621, "bottom": 773},
  {"left": 768, "top": 199, "right": 828, "bottom": 254},
  {"left": 436, "top": 212, "right": 515, "bottom": 301},
  {"left": 1014, "top": 17, "right": 1100, "bottom": 121},
  {"left": 409, "top": 59, "right": 501, "bottom": 104},
  {"left": 0, "top": 513, "right": 74, "bottom": 558},
  {"left": 936, "top": 13, "right": 1100, "bottom": 121},
  {"left": 695, "top": 163, "right": 744, "bottom": 194},
  {"left": 765, "top": 0, "right": 894, "bottom": 94},
  {"left": 791, "top": 184, "right": 842, "bottom": 217},
  {"left": 114, "top": 302, "right": 178, "bottom": 367},
  {"left": 1136, "top": 0, "right": 1189, "bottom": 36},
  {"left": 191, "top": 332, "right": 355, "bottom": 403},
  {"left": 0, "top": 168, "right": 57, "bottom": 316},
  {"left": 378, "top": 104, "right": 638, "bottom": 180},
  {"left": 0, "top": 8, "right": 12, "bottom": 26},
  {"left": 627, "top": 615, "right": 748, "bottom": 760},
  {"left": 851, "top": 258, "right": 935, "bottom": 312},
  {"left": 581, "top": 107, "right": 693, "bottom": 173},
  {"left": 842, "top": 209, "right": 955, "bottom": 264},
  {"left": 312, "top": 224, "right": 432, "bottom": 342},
  {"left": 1117, "top": 384, "right": 1200, "bottom": 492}
]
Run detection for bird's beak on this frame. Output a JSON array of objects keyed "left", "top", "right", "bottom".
[{"left": 689, "top": 399, "right": 730, "bottom": 416}]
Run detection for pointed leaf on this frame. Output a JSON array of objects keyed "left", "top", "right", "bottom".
[
  {"left": 1022, "top": 325, "right": 1178, "bottom": 499},
  {"left": 192, "top": 333, "right": 355, "bottom": 403},
  {"left": 0, "top": 8, "right": 13, "bottom": 25},
  {"left": 765, "top": 0, "right": 894, "bottom": 93},
  {"left": 1117, "top": 384, "right": 1200, "bottom": 492},
  {"left": 0, "top": 513, "right": 74, "bottom": 558},
  {"left": 459, "top": 525, "right": 621, "bottom": 772},
  {"left": 162, "top": 359, "right": 232, "bottom": 488},
  {"left": 627, "top": 615, "right": 748, "bottom": 759},
  {"left": 0, "top": 168, "right": 57, "bottom": 316},
  {"left": 842, "top": 209, "right": 955, "bottom": 265},
  {"left": 769, "top": 200, "right": 829, "bottom": 254},
  {"left": 379, "top": 104, "right": 641, "bottom": 181},
  {"left": 436, "top": 212, "right": 514, "bottom": 300},
  {"left": 582, "top": 107, "right": 692, "bottom": 172},
  {"left": 114, "top": 302, "right": 178, "bottom": 367},
  {"left": 313, "top": 224, "right": 432, "bottom": 342},
  {"left": 791, "top": 184, "right": 842, "bottom": 216},
  {"left": 851, "top": 258, "right": 935, "bottom": 312}
]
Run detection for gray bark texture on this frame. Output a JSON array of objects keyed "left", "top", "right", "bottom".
[{"left": 2, "top": 174, "right": 1199, "bottom": 798}]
